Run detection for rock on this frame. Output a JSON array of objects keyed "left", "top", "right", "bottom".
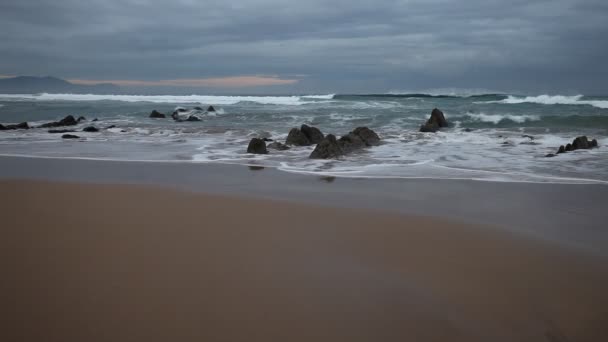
[
  {"left": 420, "top": 108, "right": 448, "bottom": 132},
  {"left": 185, "top": 115, "right": 201, "bottom": 122},
  {"left": 82, "top": 126, "right": 99, "bottom": 132},
  {"left": 1, "top": 122, "right": 30, "bottom": 130},
  {"left": 48, "top": 129, "right": 76, "bottom": 134},
  {"left": 300, "top": 124, "right": 324, "bottom": 144},
  {"left": 286, "top": 127, "right": 311, "bottom": 146},
  {"left": 352, "top": 127, "right": 380, "bottom": 146},
  {"left": 545, "top": 153, "right": 556, "bottom": 158},
  {"left": 106, "top": 125, "right": 116, "bottom": 129},
  {"left": 310, "top": 134, "right": 344, "bottom": 159},
  {"left": 207, "top": 105, "right": 216, "bottom": 112},
  {"left": 149, "top": 110, "right": 166, "bottom": 118},
  {"left": 193, "top": 106, "right": 204, "bottom": 111},
  {"left": 77, "top": 116, "right": 86, "bottom": 122},
  {"left": 263, "top": 138, "right": 274, "bottom": 142},
  {"left": 557, "top": 145, "right": 566, "bottom": 154},
  {"left": 464, "top": 128, "right": 473, "bottom": 132},
  {"left": 590, "top": 139, "right": 598, "bottom": 148},
  {"left": 92, "top": 118, "right": 99, "bottom": 122},
  {"left": 41, "top": 115, "right": 78, "bottom": 128},
  {"left": 338, "top": 132, "right": 366, "bottom": 153},
  {"left": 247, "top": 138, "right": 268, "bottom": 154},
  {"left": 267, "top": 142, "right": 290, "bottom": 151},
  {"left": 61, "top": 134, "right": 80, "bottom": 139},
  {"left": 565, "top": 143, "right": 573, "bottom": 151},
  {"left": 572, "top": 136, "right": 589, "bottom": 150}
]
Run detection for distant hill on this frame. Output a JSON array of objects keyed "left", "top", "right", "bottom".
[{"left": 0, "top": 76, "right": 120, "bottom": 94}]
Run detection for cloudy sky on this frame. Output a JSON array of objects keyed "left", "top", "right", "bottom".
[{"left": 1, "top": 0, "right": 607, "bottom": 94}]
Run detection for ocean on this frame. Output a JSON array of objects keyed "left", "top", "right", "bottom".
[{"left": 0, "top": 93, "right": 606, "bottom": 184}]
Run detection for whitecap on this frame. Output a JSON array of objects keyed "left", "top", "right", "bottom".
[{"left": 478, "top": 94, "right": 608, "bottom": 109}]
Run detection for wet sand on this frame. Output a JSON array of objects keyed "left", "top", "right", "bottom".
[{"left": 1, "top": 180, "right": 607, "bottom": 342}]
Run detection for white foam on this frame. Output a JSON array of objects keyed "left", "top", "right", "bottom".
[
  {"left": 0, "top": 93, "right": 336, "bottom": 106},
  {"left": 480, "top": 95, "right": 608, "bottom": 109},
  {"left": 466, "top": 113, "right": 540, "bottom": 124}
]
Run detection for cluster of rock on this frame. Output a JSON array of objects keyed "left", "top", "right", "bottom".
[
  {"left": 419, "top": 108, "right": 448, "bottom": 132},
  {"left": 0, "top": 122, "right": 29, "bottom": 130},
  {"left": 246, "top": 123, "right": 381, "bottom": 159},
  {"left": 0, "top": 114, "right": 108, "bottom": 140},
  {"left": 149, "top": 106, "right": 216, "bottom": 122},
  {"left": 546, "top": 136, "right": 599, "bottom": 157}
]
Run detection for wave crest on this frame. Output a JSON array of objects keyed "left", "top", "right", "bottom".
[{"left": 479, "top": 94, "right": 608, "bottom": 109}]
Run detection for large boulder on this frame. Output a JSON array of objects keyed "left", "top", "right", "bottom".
[
  {"left": 301, "top": 124, "right": 324, "bottom": 144},
  {"left": 420, "top": 108, "right": 448, "bottom": 132},
  {"left": 286, "top": 127, "right": 311, "bottom": 146},
  {"left": 352, "top": 127, "right": 380, "bottom": 146},
  {"left": 247, "top": 138, "right": 268, "bottom": 154},
  {"left": 310, "top": 134, "right": 344, "bottom": 159},
  {"left": 1, "top": 122, "right": 30, "bottom": 130},
  {"left": 41, "top": 115, "right": 78, "bottom": 128},
  {"left": 338, "top": 132, "right": 366, "bottom": 153},
  {"left": 149, "top": 110, "right": 166, "bottom": 118}
]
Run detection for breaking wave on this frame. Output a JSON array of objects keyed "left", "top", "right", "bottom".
[
  {"left": 464, "top": 113, "right": 540, "bottom": 124},
  {"left": 479, "top": 95, "right": 608, "bottom": 109}
]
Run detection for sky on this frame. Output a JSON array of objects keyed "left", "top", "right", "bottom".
[{"left": 1, "top": 0, "right": 607, "bottom": 94}]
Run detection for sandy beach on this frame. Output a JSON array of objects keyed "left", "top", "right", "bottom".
[{"left": 1, "top": 179, "right": 607, "bottom": 342}]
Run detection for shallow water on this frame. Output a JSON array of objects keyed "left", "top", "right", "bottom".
[{"left": 0, "top": 93, "right": 607, "bottom": 184}]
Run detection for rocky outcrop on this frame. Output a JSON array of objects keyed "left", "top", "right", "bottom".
[
  {"left": 247, "top": 138, "right": 268, "bottom": 154},
  {"left": 149, "top": 110, "right": 166, "bottom": 118},
  {"left": 41, "top": 115, "right": 78, "bottom": 128},
  {"left": 310, "top": 126, "right": 380, "bottom": 159},
  {"left": 420, "top": 108, "right": 448, "bottom": 133},
  {"left": 267, "top": 141, "right": 290, "bottom": 150},
  {"left": 61, "top": 134, "right": 80, "bottom": 139},
  {"left": 554, "top": 136, "right": 599, "bottom": 155},
  {"left": 207, "top": 105, "right": 216, "bottom": 112},
  {"left": 286, "top": 124, "right": 325, "bottom": 146},
  {"left": 0, "top": 122, "right": 30, "bottom": 130},
  {"left": 77, "top": 116, "right": 86, "bottom": 122},
  {"left": 82, "top": 126, "right": 99, "bottom": 132},
  {"left": 309, "top": 134, "right": 343, "bottom": 159}
]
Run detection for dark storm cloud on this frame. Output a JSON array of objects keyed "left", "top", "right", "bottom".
[{"left": 1, "top": 0, "right": 607, "bottom": 93}]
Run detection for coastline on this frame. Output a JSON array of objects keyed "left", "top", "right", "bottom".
[{"left": 2, "top": 179, "right": 607, "bottom": 341}]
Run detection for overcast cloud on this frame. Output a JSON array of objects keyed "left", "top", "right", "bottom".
[{"left": 1, "top": 0, "right": 607, "bottom": 94}]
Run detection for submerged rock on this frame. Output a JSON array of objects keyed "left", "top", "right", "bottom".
[
  {"left": 247, "top": 138, "right": 268, "bottom": 154},
  {"left": 92, "top": 118, "right": 99, "bottom": 122},
  {"left": 41, "top": 115, "right": 78, "bottom": 128},
  {"left": 149, "top": 110, "right": 166, "bottom": 118},
  {"left": 420, "top": 108, "right": 448, "bottom": 133},
  {"left": 48, "top": 129, "right": 76, "bottom": 134},
  {"left": 61, "top": 134, "right": 80, "bottom": 139},
  {"left": 193, "top": 106, "right": 204, "bottom": 111},
  {"left": 77, "top": 116, "right": 86, "bottom": 122},
  {"left": 352, "top": 127, "right": 380, "bottom": 146},
  {"left": 267, "top": 141, "right": 290, "bottom": 151},
  {"left": 82, "top": 126, "right": 99, "bottom": 132}
]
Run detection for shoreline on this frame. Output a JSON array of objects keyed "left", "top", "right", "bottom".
[
  {"left": 1, "top": 155, "right": 608, "bottom": 257},
  {"left": 1, "top": 180, "right": 607, "bottom": 341}
]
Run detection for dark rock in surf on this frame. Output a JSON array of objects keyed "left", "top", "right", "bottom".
[
  {"left": 557, "top": 145, "right": 566, "bottom": 154},
  {"left": 545, "top": 153, "right": 556, "bottom": 158},
  {"left": 61, "top": 134, "right": 80, "bottom": 139},
  {"left": 77, "top": 116, "right": 86, "bottom": 122},
  {"left": 1, "top": 122, "right": 30, "bottom": 130},
  {"left": 207, "top": 105, "right": 216, "bottom": 112},
  {"left": 106, "top": 125, "right": 116, "bottom": 129},
  {"left": 338, "top": 132, "right": 366, "bottom": 153},
  {"left": 247, "top": 138, "right": 268, "bottom": 154},
  {"left": 149, "top": 110, "right": 166, "bottom": 118},
  {"left": 48, "top": 129, "right": 75, "bottom": 134},
  {"left": 590, "top": 139, "right": 598, "bottom": 148},
  {"left": 263, "top": 138, "right": 273, "bottom": 142},
  {"left": 420, "top": 108, "right": 448, "bottom": 133},
  {"left": 194, "top": 106, "right": 204, "bottom": 111},
  {"left": 82, "top": 126, "right": 99, "bottom": 132},
  {"left": 92, "top": 118, "right": 99, "bottom": 122},
  {"left": 267, "top": 141, "right": 290, "bottom": 151},
  {"left": 565, "top": 143, "right": 573, "bottom": 152},
  {"left": 286, "top": 127, "right": 311, "bottom": 146},
  {"left": 301, "top": 124, "right": 324, "bottom": 144},
  {"left": 554, "top": 136, "right": 599, "bottom": 155},
  {"left": 310, "top": 134, "right": 343, "bottom": 159},
  {"left": 352, "top": 127, "right": 380, "bottom": 146},
  {"left": 41, "top": 115, "right": 78, "bottom": 128},
  {"left": 185, "top": 115, "right": 201, "bottom": 122}
]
